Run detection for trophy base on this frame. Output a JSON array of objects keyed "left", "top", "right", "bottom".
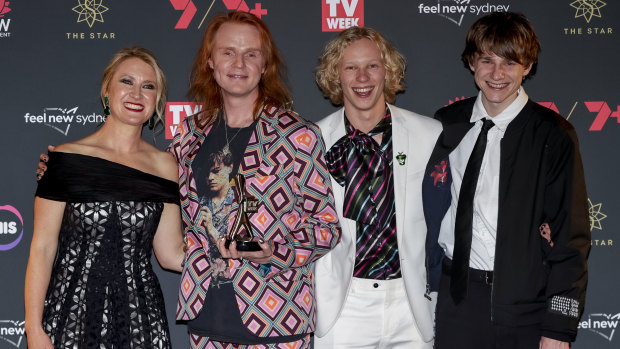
[{"left": 224, "top": 238, "right": 262, "bottom": 252}]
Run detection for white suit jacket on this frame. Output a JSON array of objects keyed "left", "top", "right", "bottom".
[{"left": 314, "top": 104, "right": 442, "bottom": 342}]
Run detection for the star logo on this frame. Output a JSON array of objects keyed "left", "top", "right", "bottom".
[
  {"left": 72, "top": 0, "right": 109, "bottom": 28},
  {"left": 588, "top": 198, "right": 607, "bottom": 231},
  {"left": 570, "top": 0, "right": 606, "bottom": 23}
]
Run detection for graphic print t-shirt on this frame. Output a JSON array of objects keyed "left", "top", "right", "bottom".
[
  {"left": 193, "top": 119, "right": 253, "bottom": 288},
  {"left": 188, "top": 118, "right": 257, "bottom": 340},
  {"left": 188, "top": 118, "right": 307, "bottom": 344}
]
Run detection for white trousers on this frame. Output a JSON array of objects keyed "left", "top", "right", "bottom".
[{"left": 315, "top": 277, "right": 432, "bottom": 349}]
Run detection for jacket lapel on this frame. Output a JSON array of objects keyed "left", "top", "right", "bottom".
[
  {"left": 390, "top": 107, "right": 408, "bottom": 248},
  {"left": 182, "top": 116, "right": 210, "bottom": 224},
  {"left": 426, "top": 100, "right": 476, "bottom": 173}
]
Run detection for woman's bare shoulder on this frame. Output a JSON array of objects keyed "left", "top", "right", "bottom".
[
  {"left": 143, "top": 145, "right": 178, "bottom": 182},
  {"left": 53, "top": 140, "right": 99, "bottom": 156}
]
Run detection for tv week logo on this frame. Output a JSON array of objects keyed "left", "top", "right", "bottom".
[
  {"left": 165, "top": 102, "right": 202, "bottom": 139},
  {"left": 322, "top": 0, "right": 364, "bottom": 32}
]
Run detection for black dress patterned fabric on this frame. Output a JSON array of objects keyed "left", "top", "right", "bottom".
[{"left": 36, "top": 152, "right": 180, "bottom": 348}]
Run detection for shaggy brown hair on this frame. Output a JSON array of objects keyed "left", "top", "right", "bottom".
[{"left": 462, "top": 12, "right": 541, "bottom": 79}]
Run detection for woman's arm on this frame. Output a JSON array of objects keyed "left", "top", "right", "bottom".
[
  {"left": 152, "top": 151, "right": 185, "bottom": 272},
  {"left": 24, "top": 197, "right": 65, "bottom": 348},
  {"left": 152, "top": 203, "right": 185, "bottom": 272}
]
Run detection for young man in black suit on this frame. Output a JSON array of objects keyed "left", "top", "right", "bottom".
[{"left": 424, "top": 12, "right": 590, "bottom": 349}]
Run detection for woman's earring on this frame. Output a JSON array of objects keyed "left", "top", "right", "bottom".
[
  {"left": 148, "top": 115, "right": 156, "bottom": 129},
  {"left": 103, "top": 96, "right": 111, "bottom": 116}
]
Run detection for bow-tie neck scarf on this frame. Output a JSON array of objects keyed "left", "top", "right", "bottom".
[
  {"left": 325, "top": 113, "right": 393, "bottom": 227},
  {"left": 326, "top": 110, "right": 401, "bottom": 279}
]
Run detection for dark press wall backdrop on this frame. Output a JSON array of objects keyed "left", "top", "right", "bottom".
[{"left": 0, "top": 1, "right": 618, "bottom": 348}]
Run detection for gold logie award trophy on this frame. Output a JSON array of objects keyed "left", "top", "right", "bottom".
[{"left": 225, "top": 174, "right": 262, "bottom": 251}]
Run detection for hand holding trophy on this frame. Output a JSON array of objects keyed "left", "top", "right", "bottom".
[{"left": 225, "top": 173, "right": 262, "bottom": 251}]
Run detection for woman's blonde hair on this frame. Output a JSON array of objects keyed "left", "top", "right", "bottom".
[{"left": 100, "top": 46, "right": 168, "bottom": 125}]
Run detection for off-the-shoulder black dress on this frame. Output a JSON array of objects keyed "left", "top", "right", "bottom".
[{"left": 36, "top": 152, "right": 179, "bottom": 348}]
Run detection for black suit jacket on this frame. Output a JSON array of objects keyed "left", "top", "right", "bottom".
[{"left": 423, "top": 97, "right": 590, "bottom": 342}]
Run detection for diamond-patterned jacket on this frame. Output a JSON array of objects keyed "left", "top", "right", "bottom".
[{"left": 170, "top": 106, "right": 341, "bottom": 337}]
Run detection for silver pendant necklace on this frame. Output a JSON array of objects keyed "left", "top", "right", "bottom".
[{"left": 223, "top": 111, "right": 244, "bottom": 155}]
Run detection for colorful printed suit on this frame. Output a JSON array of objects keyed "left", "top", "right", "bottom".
[{"left": 170, "top": 106, "right": 341, "bottom": 338}]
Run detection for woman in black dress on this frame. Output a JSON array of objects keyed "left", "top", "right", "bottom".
[{"left": 24, "top": 47, "right": 185, "bottom": 348}]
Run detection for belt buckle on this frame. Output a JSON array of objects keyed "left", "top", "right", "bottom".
[{"left": 485, "top": 271, "right": 493, "bottom": 286}]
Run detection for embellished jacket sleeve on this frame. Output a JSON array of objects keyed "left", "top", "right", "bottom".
[{"left": 540, "top": 121, "right": 590, "bottom": 342}]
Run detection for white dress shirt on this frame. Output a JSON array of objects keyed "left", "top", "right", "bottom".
[{"left": 438, "top": 88, "right": 529, "bottom": 271}]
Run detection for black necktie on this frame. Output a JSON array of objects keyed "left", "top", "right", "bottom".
[{"left": 451, "top": 118, "right": 495, "bottom": 304}]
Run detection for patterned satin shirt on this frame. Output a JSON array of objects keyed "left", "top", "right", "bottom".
[{"left": 326, "top": 107, "right": 401, "bottom": 280}]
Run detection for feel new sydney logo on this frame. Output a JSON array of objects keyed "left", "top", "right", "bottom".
[
  {"left": 23, "top": 106, "right": 106, "bottom": 136},
  {"left": 579, "top": 313, "right": 620, "bottom": 342},
  {"left": 0, "top": 320, "right": 26, "bottom": 349},
  {"left": 417, "top": 0, "right": 511, "bottom": 26}
]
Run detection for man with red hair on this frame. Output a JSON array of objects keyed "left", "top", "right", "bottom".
[{"left": 170, "top": 12, "right": 342, "bottom": 349}]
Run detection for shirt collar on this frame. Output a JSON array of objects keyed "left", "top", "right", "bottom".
[
  {"left": 471, "top": 87, "right": 529, "bottom": 132},
  {"left": 344, "top": 104, "right": 392, "bottom": 136}
]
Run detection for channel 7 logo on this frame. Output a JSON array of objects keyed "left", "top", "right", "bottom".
[
  {"left": 169, "top": 0, "right": 268, "bottom": 29},
  {"left": 585, "top": 102, "right": 619, "bottom": 131},
  {"left": 538, "top": 101, "right": 619, "bottom": 132}
]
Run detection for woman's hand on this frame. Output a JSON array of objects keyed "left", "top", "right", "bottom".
[
  {"left": 36, "top": 145, "right": 55, "bottom": 181},
  {"left": 26, "top": 326, "right": 54, "bottom": 349},
  {"left": 153, "top": 203, "right": 185, "bottom": 272},
  {"left": 24, "top": 198, "right": 64, "bottom": 349}
]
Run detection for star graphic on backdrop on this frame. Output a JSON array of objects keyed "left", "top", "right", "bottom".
[
  {"left": 72, "top": 0, "right": 108, "bottom": 28},
  {"left": 570, "top": 0, "right": 606, "bottom": 23},
  {"left": 588, "top": 198, "right": 607, "bottom": 231}
]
